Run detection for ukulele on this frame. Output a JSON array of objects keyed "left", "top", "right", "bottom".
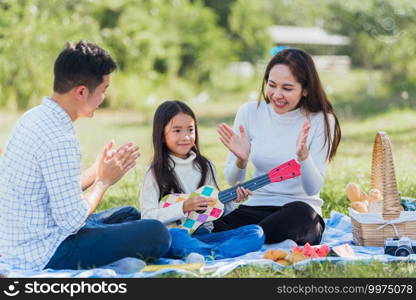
[{"left": 159, "top": 159, "right": 301, "bottom": 234}]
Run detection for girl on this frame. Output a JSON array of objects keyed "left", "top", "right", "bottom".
[
  {"left": 139, "top": 100, "right": 264, "bottom": 260},
  {"left": 214, "top": 48, "right": 342, "bottom": 245}
]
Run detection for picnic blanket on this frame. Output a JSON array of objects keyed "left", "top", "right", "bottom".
[{"left": 2, "top": 211, "right": 416, "bottom": 278}]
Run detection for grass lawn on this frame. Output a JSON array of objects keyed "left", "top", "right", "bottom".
[{"left": 1, "top": 72, "right": 415, "bottom": 277}]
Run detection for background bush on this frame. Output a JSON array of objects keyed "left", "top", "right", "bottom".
[{"left": 1, "top": 0, "right": 415, "bottom": 111}]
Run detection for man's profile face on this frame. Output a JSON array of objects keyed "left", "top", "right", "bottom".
[{"left": 81, "top": 74, "right": 110, "bottom": 118}]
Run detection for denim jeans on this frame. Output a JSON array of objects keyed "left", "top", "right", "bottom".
[
  {"left": 166, "top": 224, "right": 265, "bottom": 260},
  {"left": 44, "top": 206, "right": 171, "bottom": 270}
]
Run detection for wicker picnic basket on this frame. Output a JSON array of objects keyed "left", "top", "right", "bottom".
[{"left": 350, "top": 131, "right": 416, "bottom": 246}]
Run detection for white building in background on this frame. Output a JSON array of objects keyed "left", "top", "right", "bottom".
[
  {"left": 268, "top": 25, "right": 350, "bottom": 46},
  {"left": 268, "top": 25, "right": 351, "bottom": 73},
  {"left": 229, "top": 25, "right": 351, "bottom": 77}
]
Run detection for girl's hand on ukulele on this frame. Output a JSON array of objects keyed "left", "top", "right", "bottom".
[
  {"left": 296, "top": 120, "right": 310, "bottom": 162},
  {"left": 235, "top": 182, "right": 252, "bottom": 202},
  {"left": 217, "top": 123, "right": 250, "bottom": 163},
  {"left": 183, "top": 196, "right": 214, "bottom": 213}
]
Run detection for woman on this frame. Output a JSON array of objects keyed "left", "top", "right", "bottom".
[{"left": 213, "top": 48, "right": 341, "bottom": 245}]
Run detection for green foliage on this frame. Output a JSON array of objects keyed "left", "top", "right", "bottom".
[
  {"left": 2, "top": 0, "right": 416, "bottom": 110},
  {"left": 265, "top": 0, "right": 332, "bottom": 27},
  {"left": 201, "top": 0, "right": 235, "bottom": 28},
  {"left": 98, "top": 0, "right": 234, "bottom": 79},
  {"left": 0, "top": 0, "right": 102, "bottom": 109},
  {"left": 0, "top": 0, "right": 269, "bottom": 110},
  {"left": 228, "top": 0, "right": 272, "bottom": 63},
  {"left": 325, "top": 0, "right": 416, "bottom": 93}
]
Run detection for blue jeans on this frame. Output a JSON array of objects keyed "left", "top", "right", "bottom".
[
  {"left": 166, "top": 224, "right": 265, "bottom": 260},
  {"left": 44, "top": 206, "right": 171, "bottom": 270}
]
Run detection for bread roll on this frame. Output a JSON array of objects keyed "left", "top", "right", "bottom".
[
  {"left": 350, "top": 200, "right": 368, "bottom": 213},
  {"left": 277, "top": 259, "right": 289, "bottom": 265},
  {"left": 345, "top": 183, "right": 362, "bottom": 202},
  {"left": 263, "top": 249, "right": 288, "bottom": 261},
  {"left": 360, "top": 191, "right": 369, "bottom": 202}
]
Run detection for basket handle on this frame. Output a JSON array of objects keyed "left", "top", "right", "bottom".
[{"left": 371, "top": 132, "right": 401, "bottom": 220}]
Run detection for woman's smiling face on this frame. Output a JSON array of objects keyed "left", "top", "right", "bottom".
[{"left": 266, "top": 64, "right": 307, "bottom": 114}]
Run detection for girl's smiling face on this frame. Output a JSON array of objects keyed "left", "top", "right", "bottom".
[
  {"left": 266, "top": 64, "right": 307, "bottom": 114},
  {"left": 164, "top": 113, "right": 196, "bottom": 159}
]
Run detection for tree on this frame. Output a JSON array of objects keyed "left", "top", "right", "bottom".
[
  {"left": 0, "top": 0, "right": 102, "bottom": 109},
  {"left": 228, "top": 0, "right": 272, "bottom": 63},
  {"left": 325, "top": 0, "right": 416, "bottom": 93}
]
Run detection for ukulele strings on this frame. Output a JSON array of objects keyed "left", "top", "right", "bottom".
[
  {"left": 218, "top": 165, "right": 297, "bottom": 203},
  {"left": 219, "top": 175, "right": 270, "bottom": 203}
]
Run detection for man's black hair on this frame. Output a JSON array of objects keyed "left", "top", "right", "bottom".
[{"left": 53, "top": 40, "right": 116, "bottom": 94}]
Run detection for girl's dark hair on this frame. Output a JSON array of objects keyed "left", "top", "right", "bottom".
[
  {"left": 53, "top": 40, "right": 117, "bottom": 94},
  {"left": 151, "top": 100, "right": 218, "bottom": 200},
  {"left": 260, "top": 48, "right": 341, "bottom": 161}
]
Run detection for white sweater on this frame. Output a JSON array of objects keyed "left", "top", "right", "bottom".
[
  {"left": 224, "top": 101, "right": 335, "bottom": 215},
  {"left": 139, "top": 152, "right": 235, "bottom": 226}
]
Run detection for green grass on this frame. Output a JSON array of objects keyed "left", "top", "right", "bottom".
[
  {"left": 1, "top": 70, "right": 416, "bottom": 277},
  {"left": 223, "top": 261, "right": 416, "bottom": 278}
]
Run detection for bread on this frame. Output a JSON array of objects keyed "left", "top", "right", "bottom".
[
  {"left": 286, "top": 251, "right": 309, "bottom": 264},
  {"left": 350, "top": 200, "right": 368, "bottom": 213},
  {"left": 263, "top": 249, "right": 288, "bottom": 261},
  {"left": 345, "top": 183, "right": 361, "bottom": 202},
  {"left": 360, "top": 191, "right": 369, "bottom": 201}
]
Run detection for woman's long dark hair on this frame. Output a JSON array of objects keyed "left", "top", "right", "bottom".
[
  {"left": 151, "top": 100, "right": 219, "bottom": 201},
  {"left": 260, "top": 48, "right": 341, "bottom": 161}
]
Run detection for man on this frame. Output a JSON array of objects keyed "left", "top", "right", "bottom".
[{"left": 0, "top": 41, "right": 171, "bottom": 271}]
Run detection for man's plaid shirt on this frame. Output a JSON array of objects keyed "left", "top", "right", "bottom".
[{"left": 0, "top": 97, "right": 89, "bottom": 270}]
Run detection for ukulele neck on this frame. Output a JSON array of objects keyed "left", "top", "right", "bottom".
[{"left": 218, "top": 174, "right": 270, "bottom": 204}]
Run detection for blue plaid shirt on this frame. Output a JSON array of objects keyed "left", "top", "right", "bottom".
[{"left": 0, "top": 97, "right": 89, "bottom": 270}]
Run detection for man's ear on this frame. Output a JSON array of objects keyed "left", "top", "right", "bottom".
[{"left": 73, "top": 85, "right": 89, "bottom": 100}]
